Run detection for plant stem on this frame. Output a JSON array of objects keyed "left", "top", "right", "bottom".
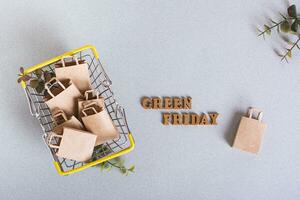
[
  {"left": 258, "top": 20, "right": 284, "bottom": 36},
  {"left": 281, "top": 36, "right": 300, "bottom": 61},
  {"left": 258, "top": 16, "right": 299, "bottom": 36},
  {"left": 106, "top": 161, "right": 123, "bottom": 169}
]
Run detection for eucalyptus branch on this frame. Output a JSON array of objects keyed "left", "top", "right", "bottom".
[
  {"left": 258, "top": 20, "right": 285, "bottom": 37},
  {"left": 92, "top": 145, "right": 135, "bottom": 175},
  {"left": 281, "top": 36, "right": 300, "bottom": 61},
  {"left": 258, "top": 4, "right": 300, "bottom": 62},
  {"left": 106, "top": 160, "right": 135, "bottom": 175}
]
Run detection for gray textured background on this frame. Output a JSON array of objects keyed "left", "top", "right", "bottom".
[{"left": 1, "top": 0, "right": 300, "bottom": 199}]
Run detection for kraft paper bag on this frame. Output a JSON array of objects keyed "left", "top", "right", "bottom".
[
  {"left": 77, "top": 90, "right": 104, "bottom": 118},
  {"left": 47, "top": 127, "right": 97, "bottom": 162},
  {"left": 232, "top": 108, "right": 267, "bottom": 154},
  {"left": 55, "top": 56, "right": 91, "bottom": 93},
  {"left": 44, "top": 78, "right": 82, "bottom": 116},
  {"left": 81, "top": 102, "right": 119, "bottom": 146},
  {"left": 51, "top": 108, "right": 84, "bottom": 135}
]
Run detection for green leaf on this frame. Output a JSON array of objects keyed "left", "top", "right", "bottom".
[
  {"left": 100, "top": 162, "right": 111, "bottom": 171},
  {"left": 100, "top": 163, "right": 105, "bottom": 171},
  {"left": 34, "top": 69, "right": 43, "bottom": 79},
  {"left": 291, "top": 20, "right": 298, "bottom": 32},
  {"left": 36, "top": 80, "right": 45, "bottom": 93},
  {"left": 264, "top": 25, "right": 271, "bottom": 35},
  {"left": 280, "top": 21, "right": 290, "bottom": 32},
  {"left": 30, "top": 79, "right": 39, "bottom": 88},
  {"left": 50, "top": 72, "right": 56, "bottom": 78},
  {"left": 288, "top": 5, "right": 297, "bottom": 18},
  {"left": 128, "top": 165, "right": 135, "bottom": 172},
  {"left": 287, "top": 49, "right": 292, "bottom": 57},
  {"left": 119, "top": 167, "right": 127, "bottom": 175},
  {"left": 44, "top": 71, "right": 52, "bottom": 82},
  {"left": 19, "top": 67, "right": 24, "bottom": 74}
]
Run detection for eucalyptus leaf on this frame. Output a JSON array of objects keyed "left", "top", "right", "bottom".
[
  {"left": 287, "top": 49, "right": 292, "bottom": 57},
  {"left": 44, "top": 71, "right": 52, "bottom": 82},
  {"left": 30, "top": 79, "right": 39, "bottom": 88},
  {"left": 19, "top": 67, "right": 24, "bottom": 74},
  {"left": 280, "top": 21, "right": 290, "bottom": 32},
  {"left": 120, "top": 167, "right": 127, "bottom": 174},
  {"left": 291, "top": 20, "right": 298, "bottom": 32},
  {"left": 100, "top": 163, "right": 105, "bottom": 171},
  {"left": 17, "top": 77, "right": 23, "bottom": 83},
  {"left": 100, "top": 162, "right": 111, "bottom": 171},
  {"left": 288, "top": 5, "right": 297, "bottom": 18},
  {"left": 264, "top": 25, "right": 271, "bottom": 35},
  {"left": 128, "top": 165, "right": 135, "bottom": 172},
  {"left": 34, "top": 69, "right": 43, "bottom": 79},
  {"left": 36, "top": 80, "right": 45, "bottom": 93}
]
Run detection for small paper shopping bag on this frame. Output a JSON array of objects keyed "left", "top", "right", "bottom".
[
  {"left": 77, "top": 90, "right": 104, "bottom": 118},
  {"left": 81, "top": 102, "right": 119, "bottom": 146},
  {"left": 48, "top": 127, "right": 97, "bottom": 162},
  {"left": 44, "top": 78, "right": 82, "bottom": 116},
  {"left": 51, "top": 108, "right": 84, "bottom": 135},
  {"left": 233, "top": 108, "right": 267, "bottom": 154},
  {"left": 55, "top": 56, "right": 91, "bottom": 93}
]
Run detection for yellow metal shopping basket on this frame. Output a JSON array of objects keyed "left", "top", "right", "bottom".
[{"left": 18, "top": 45, "right": 135, "bottom": 175}]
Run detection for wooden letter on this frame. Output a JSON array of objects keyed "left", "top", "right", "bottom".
[
  {"left": 162, "top": 113, "right": 171, "bottom": 125},
  {"left": 172, "top": 113, "right": 182, "bottom": 125},
  {"left": 209, "top": 113, "right": 219, "bottom": 125},
  {"left": 163, "top": 97, "right": 172, "bottom": 109},
  {"left": 191, "top": 113, "right": 200, "bottom": 125},
  {"left": 152, "top": 97, "right": 162, "bottom": 109},
  {"left": 173, "top": 97, "right": 182, "bottom": 109},
  {"left": 182, "top": 113, "right": 190, "bottom": 125},
  {"left": 183, "top": 97, "right": 192, "bottom": 109},
  {"left": 141, "top": 97, "right": 152, "bottom": 109},
  {"left": 200, "top": 114, "right": 209, "bottom": 125}
]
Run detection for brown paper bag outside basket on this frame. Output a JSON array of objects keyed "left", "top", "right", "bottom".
[
  {"left": 47, "top": 127, "right": 97, "bottom": 162},
  {"left": 51, "top": 108, "right": 84, "bottom": 135},
  {"left": 81, "top": 102, "right": 119, "bottom": 146},
  {"left": 55, "top": 56, "right": 91, "bottom": 93},
  {"left": 232, "top": 108, "right": 267, "bottom": 154},
  {"left": 44, "top": 78, "right": 82, "bottom": 116},
  {"left": 77, "top": 90, "right": 105, "bottom": 118}
]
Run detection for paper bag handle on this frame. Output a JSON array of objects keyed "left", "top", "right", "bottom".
[
  {"left": 52, "top": 108, "right": 68, "bottom": 125},
  {"left": 81, "top": 106, "right": 98, "bottom": 116},
  {"left": 82, "top": 101, "right": 99, "bottom": 109},
  {"left": 45, "top": 77, "right": 66, "bottom": 98},
  {"left": 84, "top": 90, "right": 100, "bottom": 100},
  {"left": 60, "top": 56, "right": 79, "bottom": 67},
  {"left": 248, "top": 108, "right": 263, "bottom": 122},
  {"left": 47, "top": 132, "right": 63, "bottom": 149}
]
